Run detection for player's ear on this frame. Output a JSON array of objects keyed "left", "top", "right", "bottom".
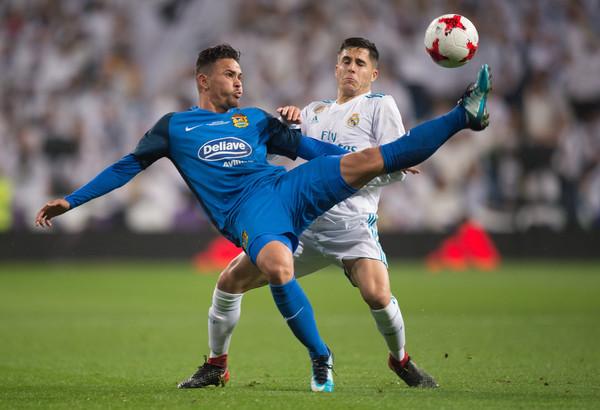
[
  {"left": 371, "top": 68, "right": 379, "bottom": 82},
  {"left": 334, "top": 53, "right": 343, "bottom": 76},
  {"left": 196, "top": 73, "right": 209, "bottom": 92}
]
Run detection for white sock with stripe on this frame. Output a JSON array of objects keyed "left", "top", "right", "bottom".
[
  {"left": 370, "top": 295, "right": 406, "bottom": 361},
  {"left": 208, "top": 288, "right": 243, "bottom": 358}
]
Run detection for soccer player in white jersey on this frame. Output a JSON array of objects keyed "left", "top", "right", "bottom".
[{"left": 185, "top": 38, "right": 438, "bottom": 389}]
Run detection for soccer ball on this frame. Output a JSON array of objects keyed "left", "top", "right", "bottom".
[{"left": 424, "top": 14, "right": 478, "bottom": 68}]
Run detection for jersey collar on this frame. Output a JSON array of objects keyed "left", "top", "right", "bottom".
[{"left": 334, "top": 91, "right": 372, "bottom": 107}]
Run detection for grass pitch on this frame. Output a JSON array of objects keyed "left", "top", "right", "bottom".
[{"left": 1, "top": 261, "right": 599, "bottom": 409}]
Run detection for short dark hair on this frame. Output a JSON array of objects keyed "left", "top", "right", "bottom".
[
  {"left": 338, "top": 37, "right": 379, "bottom": 65},
  {"left": 195, "top": 44, "right": 240, "bottom": 74}
]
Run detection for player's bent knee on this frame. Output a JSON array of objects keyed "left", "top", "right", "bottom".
[
  {"left": 255, "top": 240, "right": 295, "bottom": 285},
  {"left": 362, "top": 288, "right": 391, "bottom": 310},
  {"left": 260, "top": 260, "right": 294, "bottom": 285},
  {"left": 257, "top": 255, "right": 294, "bottom": 285}
]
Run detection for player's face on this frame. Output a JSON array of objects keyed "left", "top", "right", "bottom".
[
  {"left": 199, "top": 58, "right": 243, "bottom": 112},
  {"left": 335, "top": 48, "right": 378, "bottom": 99}
]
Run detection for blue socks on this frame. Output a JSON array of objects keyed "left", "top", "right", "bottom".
[
  {"left": 270, "top": 278, "right": 329, "bottom": 359},
  {"left": 380, "top": 106, "right": 467, "bottom": 173}
]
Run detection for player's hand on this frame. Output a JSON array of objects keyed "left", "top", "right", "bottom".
[
  {"left": 35, "top": 199, "right": 71, "bottom": 228},
  {"left": 277, "top": 106, "right": 302, "bottom": 125},
  {"left": 402, "top": 167, "right": 420, "bottom": 175}
]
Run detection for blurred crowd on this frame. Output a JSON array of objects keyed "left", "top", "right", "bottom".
[{"left": 1, "top": 0, "right": 599, "bottom": 233}]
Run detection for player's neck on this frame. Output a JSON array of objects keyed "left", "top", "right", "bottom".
[
  {"left": 198, "top": 97, "right": 232, "bottom": 114},
  {"left": 336, "top": 90, "right": 371, "bottom": 105}
]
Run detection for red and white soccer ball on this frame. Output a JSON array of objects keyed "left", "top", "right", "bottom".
[{"left": 424, "top": 14, "right": 478, "bottom": 68}]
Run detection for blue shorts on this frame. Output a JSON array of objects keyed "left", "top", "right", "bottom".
[{"left": 229, "top": 155, "right": 357, "bottom": 264}]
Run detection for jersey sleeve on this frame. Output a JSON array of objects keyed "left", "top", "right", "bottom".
[
  {"left": 64, "top": 154, "right": 143, "bottom": 209},
  {"left": 300, "top": 105, "right": 310, "bottom": 136},
  {"left": 131, "top": 113, "right": 173, "bottom": 168},
  {"left": 296, "top": 136, "right": 349, "bottom": 159},
  {"left": 372, "top": 95, "right": 406, "bottom": 145},
  {"left": 260, "top": 111, "right": 302, "bottom": 160}
]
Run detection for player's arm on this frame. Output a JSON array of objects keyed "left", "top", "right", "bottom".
[
  {"left": 296, "top": 135, "right": 349, "bottom": 159},
  {"left": 265, "top": 105, "right": 304, "bottom": 162},
  {"left": 35, "top": 113, "right": 172, "bottom": 228},
  {"left": 35, "top": 154, "right": 144, "bottom": 227},
  {"left": 64, "top": 154, "right": 144, "bottom": 209},
  {"left": 294, "top": 104, "right": 350, "bottom": 159},
  {"left": 262, "top": 110, "right": 348, "bottom": 160}
]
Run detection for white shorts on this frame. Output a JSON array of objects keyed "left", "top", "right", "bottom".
[{"left": 293, "top": 213, "right": 388, "bottom": 278}]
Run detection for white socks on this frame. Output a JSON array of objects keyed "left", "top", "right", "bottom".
[
  {"left": 208, "top": 288, "right": 243, "bottom": 358},
  {"left": 208, "top": 288, "right": 405, "bottom": 361},
  {"left": 370, "top": 296, "right": 406, "bottom": 361}
]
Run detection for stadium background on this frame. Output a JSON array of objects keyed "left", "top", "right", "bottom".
[
  {"left": 1, "top": 1, "right": 599, "bottom": 409},
  {"left": 1, "top": 0, "right": 599, "bottom": 259}
]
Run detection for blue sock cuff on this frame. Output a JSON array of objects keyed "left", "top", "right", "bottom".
[{"left": 455, "top": 105, "right": 468, "bottom": 129}]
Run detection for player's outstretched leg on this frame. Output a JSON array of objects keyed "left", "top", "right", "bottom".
[
  {"left": 341, "top": 64, "right": 492, "bottom": 188},
  {"left": 388, "top": 354, "right": 439, "bottom": 388},
  {"left": 178, "top": 355, "right": 230, "bottom": 389},
  {"left": 379, "top": 64, "right": 492, "bottom": 173}
]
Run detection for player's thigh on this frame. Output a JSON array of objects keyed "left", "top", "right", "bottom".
[
  {"left": 277, "top": 156, "right": 356, "bottom": 233},
  {"left": 217, "top": 252, "right": 268, "bottom": 293},
  {"left": 343, "top": 258, "right": 391, "bottom": 309},
  {"left": 231, "top": 192, "right": 296, "bottom": 256},
  {"left": 340, "top": 147, "right": 386, "bottom": 188}
]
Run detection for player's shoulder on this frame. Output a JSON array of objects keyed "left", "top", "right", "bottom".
[
  {"left": 362, "top": 93, "right": 399, "bottom": 111},
  {"left": 365, "top": 92, "right": 386, "bottom": 99},
  {"left": 304, "top": 99, "right": 335, "bottom": 113},
  {"left": 148, "top": 111, "right": 176, "bottom": 134},
  {"left": 239, "top": 106, "right": 267, "bottom": 115},
  {"left": 364, "top": 93, "right": 395, "bottom": 104},
  {"left": 171, "top": 106, "right": 213, "bottom": 121},
  {"left": 169, "top": 106, "right": 220, "bottom": 127}
]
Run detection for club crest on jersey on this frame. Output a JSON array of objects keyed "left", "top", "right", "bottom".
[
  {"left": 232, "top": 114, "right": 249, "bottom": 128},
  {"left": 346, "top": 113, "right": 360, "bottom": 127},
  {"left": 198, "top": 137, "right": 252, "bottom": 162},
  {"left": 241, "top": 230, "right": 249, "bottom": 250}
]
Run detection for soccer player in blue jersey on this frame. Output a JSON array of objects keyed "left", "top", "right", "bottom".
[
  {"left": 35, "top": 44, "right": 491, "bottom": 393},
  {"left": 201, "top": 37, "right": 440, "bottom": 391}
]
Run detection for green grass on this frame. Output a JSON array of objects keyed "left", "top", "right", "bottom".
[{"left": 1, "top": 261, "right": 600, "bottom": 409}]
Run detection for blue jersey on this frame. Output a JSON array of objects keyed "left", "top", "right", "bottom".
[
  {"left": 64, "top": 105, "right": 352, "bottom": 252},
  {"left": 132, "top": 106, "right": 302, "bottom": 240}
]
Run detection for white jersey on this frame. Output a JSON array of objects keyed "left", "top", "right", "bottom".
[
  {"left": 287, "top": 92, "right": 406, "bottom": 274},
  {"left": 300, "top": 92, "right": 405, "bottom": 224}
]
